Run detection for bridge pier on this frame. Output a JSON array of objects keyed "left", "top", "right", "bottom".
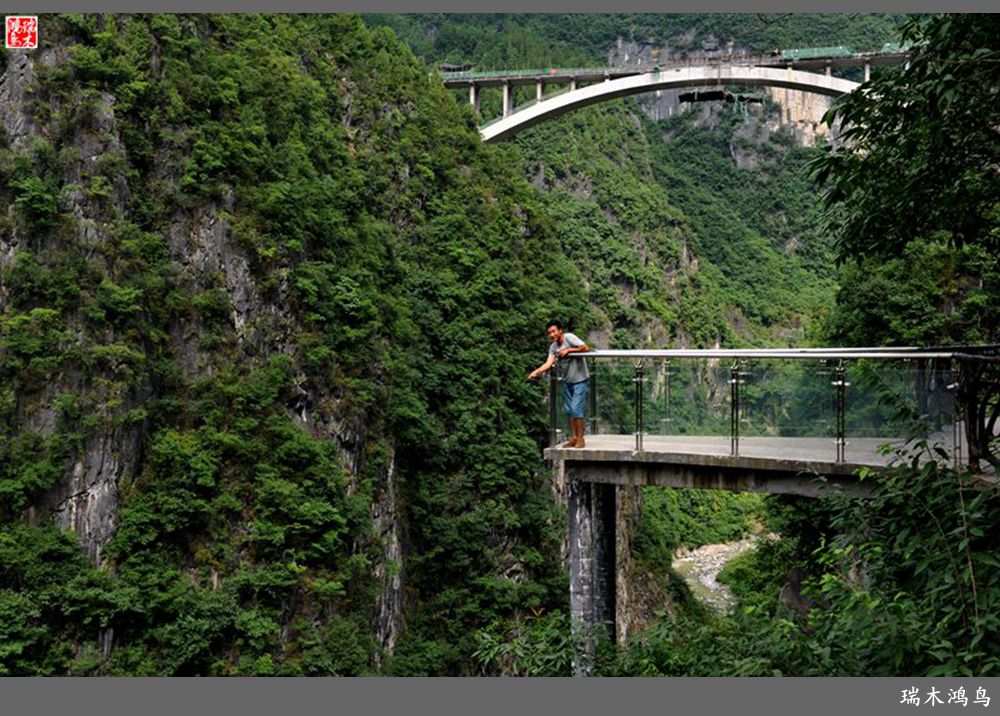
[
  {"left": 536, "top": 80, "right": 543, "bottom": 102},
  {"left": 864, "top": 62, "right": 871, "bottom": 82},
  {"left": 469, "top": 83, "right": 480, "bottom": 113},
  {"left": 503, "top": 81, "right": 512, "bottom": 117},
  {"left": 568, "top": 479, "right": 617, "bottom": 676}
]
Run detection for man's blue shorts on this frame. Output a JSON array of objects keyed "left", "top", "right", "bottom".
[{"left": 563, "top": 379, "right": 588, "bottom": 418}]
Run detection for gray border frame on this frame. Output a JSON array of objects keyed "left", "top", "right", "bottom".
[
  {"left": 3, "top": 3, "right": 1000, "bottom": 12},
  {"left": 2, "top": 677, "right": 1000, "bottom": 715},
  {"left": 2, "top": 6, "right": 998, "bottom": 716}
]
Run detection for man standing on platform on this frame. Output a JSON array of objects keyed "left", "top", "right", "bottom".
[{"left": 528, "top": 320, "right": 591, "bottom": 448}]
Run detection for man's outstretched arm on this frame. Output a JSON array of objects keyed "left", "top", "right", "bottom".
[{"left": 528, "top": 354, "right": 557, "bottom": 381}]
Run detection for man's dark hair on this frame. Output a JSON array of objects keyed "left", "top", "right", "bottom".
[{"left": 546, "top": 320, "right": 563, "bottom": 331}]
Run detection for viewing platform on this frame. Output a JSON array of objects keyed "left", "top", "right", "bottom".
[
  {"left": 541, "top": 347, "right": 990, "bottom": 497},
  {"left": 546, "top": 346, "right": 998, "bottom": 674}
]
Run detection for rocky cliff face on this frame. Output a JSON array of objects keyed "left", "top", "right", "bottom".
[
  {"left": 3, "top": 47, "right": 141, "bottom": 565},
  {"left": 765, "top": 86, "right": 832, "bottom": 147},
  {"left": 2, "top": 32, "right": 405, "bottom": 657},
  {"left": 3, "top": 16, "right": 587, "bottom": 677}
]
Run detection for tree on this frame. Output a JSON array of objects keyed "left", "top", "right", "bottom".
[
  {"left": 811, "top": 14, "right": 1000, "bottom": 262},
  {"left": 813, "top": 14, "right": 1000, "bottom": 468}
]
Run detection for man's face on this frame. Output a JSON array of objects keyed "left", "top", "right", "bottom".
[{"left": 546, "top": 325, "right": 563, "bottom": 343}]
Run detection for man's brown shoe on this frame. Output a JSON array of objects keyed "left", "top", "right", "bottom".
[
  {"left": 561, "top": 436, "right": 580, "bottom": 448},
  {"left": 570, "top": 418, "right": 586, "bottom": 448}
]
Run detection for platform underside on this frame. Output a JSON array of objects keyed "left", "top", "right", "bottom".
[{"left": 544, "top": 434, "right": 954, "bottom": 497}]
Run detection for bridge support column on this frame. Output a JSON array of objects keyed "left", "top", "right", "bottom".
[
  {"left": 568, "top": 479, "right": 617, "bottom": 676},
  {"left": 469, "top": 83, "right": 480, "bottom": 113},
  {"left": 570, "top": 78, "right": 577, "bottom": 92},
  {"left": 536, "top": 80, "right": 543, "bottom": 102},
  {"left": 864, "top": 63, "right": 871, "bottom": 82},
  {"left": 503, "top": 82, "right": 512, "bottom": 118}
]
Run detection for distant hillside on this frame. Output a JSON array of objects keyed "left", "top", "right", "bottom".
[
  {"left": 370, "top": 13, "right": 905, "bottom": 347},
  {"left": 367, "top": 13, "right": 907, "bottom": 66}
]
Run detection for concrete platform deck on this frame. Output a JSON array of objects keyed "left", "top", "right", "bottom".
[{"left": 544, "top": 434, "right": 957, "bottom": 497}]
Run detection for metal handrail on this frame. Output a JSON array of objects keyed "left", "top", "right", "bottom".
[{"left": 577, "top": 348, "right": 985, "bottom": 361}]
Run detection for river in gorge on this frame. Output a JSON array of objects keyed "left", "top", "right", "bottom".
[{"left": 671, "top": 535, "right": 774, "bottom": 612}]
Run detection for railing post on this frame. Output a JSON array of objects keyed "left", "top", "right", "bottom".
[
  {"left": 588, "top": 357, "right": 598, "bottom": 436},
  {"left": 548, "top": 371, "right": 560, "bottom": 448},
  {"left": 660, "top": 359, "right": 672, "bottom": 433},
  {"left": 634, "top": 359, "right": 645, "bottom": 452},
  {"left": 951, "top": 357, "right": 963, "bottom": 468},
  {"left": 833, "top": 360, "right": 848, "bottom": 463},
  {"left": 955, "top": 354, "right": 983, "bottom": 470},
  {"left": 730, "top": 361, "right": 741, "bottom": 457}
]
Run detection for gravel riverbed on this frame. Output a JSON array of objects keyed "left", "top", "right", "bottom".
[{"left": 672, "top": 536, "right": 770, "bottom": 612}]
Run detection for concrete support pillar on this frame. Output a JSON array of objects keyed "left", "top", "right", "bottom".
[
  {"left": 826, "top": 62, "right": 832, "bottom": 77},
  {"left": 570, "top": 78, "right": 577, "bottom": 92},
  {"left": 864, "top": 63, "right": 871, "bottom": 82},
  {"left": 568, "top": 479, "right": 617, "bottom": 676},
  {"left": 536, "top": 80, "right": 543, "bottom": 102},
  {"left": 502, "top": 82, "right": 512, "bottom": 118},
  {"left": 469, "top": 83, "right": 480, "bottom": 113}
]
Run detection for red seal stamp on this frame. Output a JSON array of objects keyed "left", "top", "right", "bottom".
[{"left": 5, "top": 16, "right": 38, "bottom": 49}]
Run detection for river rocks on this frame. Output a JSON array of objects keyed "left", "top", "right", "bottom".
[{"left": 672, "top": 535, "right": 774, "bottom": 612}]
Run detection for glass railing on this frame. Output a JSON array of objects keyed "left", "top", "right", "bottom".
[{"left": 545, "top": 349, "right": 975, "bottom": 465}]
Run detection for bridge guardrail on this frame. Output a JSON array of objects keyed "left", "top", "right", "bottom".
[
  {"left": 544, "top": 347, "right": 1000, "bottom": 468},
  {"left": 438, "top": 48, "right": 911, "bottom": 85}
]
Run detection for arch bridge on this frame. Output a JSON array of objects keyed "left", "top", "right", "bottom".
[{"left": 441, "top": 50, "right": 909, "bottom": 142}]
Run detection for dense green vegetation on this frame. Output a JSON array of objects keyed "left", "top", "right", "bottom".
[
  {"left": 1, "top": 13, "right": 579, "bottom": 675},
  {"left": 646, "top": 109, "right": 837, "bottom": 341},
  {"left": 817, "top": 14, "right": 1000, "bottom": 348},
  {"left": 610, "top": 455, "right": 1000, "bottom": 676},
  {"left": 367, "top": 14, "right": 909, "bottom": 67},
  {"left": 474, "top": 16, "right": 1000, "bottom": 676},
  {"left": 634, "top": 490, "right": 765, "bottom": 568}
]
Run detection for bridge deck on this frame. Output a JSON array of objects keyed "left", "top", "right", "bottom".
[
  {"left": 544, "top": 435, "right": 954, "bottom": 497},
  {"left": 440, "top": 52, "right": 908, "bottom": 88}
]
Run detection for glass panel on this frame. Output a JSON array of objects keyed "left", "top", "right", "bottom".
[
  {"left": 740, "top": 359, "right": 836, "bottom": 439},
  {"left": 591, "top": 359, "right": 637, "bottom": 436},
  {"left": 644, "top": 359, "right": 732, "bottom": 437},
  {"left": 544, "top": 355, "right": 960, "bottom": 463},
  {"left": 844, "top": 358, "right": 958, "bottom": 462},
  {"left": 549, "top": 373, "right": 569, "bottom": 446}
]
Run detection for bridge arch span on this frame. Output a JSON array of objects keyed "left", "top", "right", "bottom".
[{"left": 481, "top": 65, "right": 858, "bottom": 143}]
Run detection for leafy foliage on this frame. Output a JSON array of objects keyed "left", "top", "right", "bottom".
[
  {"left": 369, "top": 14, "right": 906, "bottom": 66},
  {"left": 812, "top": 15, "right": 1000, "bottom": 261},
  {"left": 1, "top": 13, "right": 574, "bottom": 675},
  {"left": 634, "top": 488, "right": 765, "bottom": 568}
]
